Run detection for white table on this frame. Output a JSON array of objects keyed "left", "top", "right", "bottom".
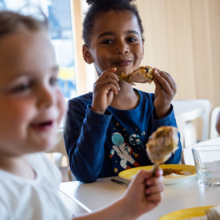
[
  {"left": 59, "top": 139, "right": 220, "bottom": 219},
  {"left": 183, "top": 137, "right": 220, "bottom": 165},
  {"left": 191, "top": 137, "right": 220, "bottom": 147},
  {"left": 59, "top": 176, "right": 220, "bottom": 220},
  {"left": 59, "top": 137, "right": 220, "bottom": 220}
]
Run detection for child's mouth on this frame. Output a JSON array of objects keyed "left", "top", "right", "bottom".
[
  {"left": 114, "top": 60, "right": 132, "bottom": 66},
  {"left": 31, "top": 121, "right": 54, "bottom": 131}
]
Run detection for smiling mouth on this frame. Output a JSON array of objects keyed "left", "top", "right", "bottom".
[
  {"left": 31, "top": 120, "right": 54, "bottom": 131},
  {"left": 114, "top": 60, "right": 132, "bottom": 66}
]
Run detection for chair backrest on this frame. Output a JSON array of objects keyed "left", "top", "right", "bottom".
[
  {"left": 189, "top": 99, "right": 211, "bottom": 141},
  {"left": 47, "top": 128, "right": 67, "bottom": 156},
  {"left": 183, "top": 121, "right": 197, "bottom": 148},
  {"left": 210, "top": 107, "right": 220, "bottom": 139},
  {"left": 68, "top": 168, "right": 76, "bottom": 181},
  {"left": 172, "top": 99, "right": 211, "bottom": 142},
  {"left": 182, "top": 146, "right": 195, "bottom": 165},
  {"left": 46, "top": 128, "right": 68, "bottom": 167},
  {"left": 175, "top": 114, "right": 185, "bottom": 148}
]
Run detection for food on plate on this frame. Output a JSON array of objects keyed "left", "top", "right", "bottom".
[
  {"left": 163, "top": 168, "right": 184, "bottom": 177},
  {"left": 146, "top": 126, "right": 179, "bottom": 174},
  {"left": 117, "top": 66, "right": 153, "bottom": 85}
]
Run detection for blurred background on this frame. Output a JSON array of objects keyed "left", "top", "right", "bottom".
[
  {"left": 0, "top": 0, "right": 77, "bottom": 101},
  {"left": 2, "top": 0, "right": 219, "bottom": 105},
  {"left": 1, "top": 0, "right": 220, "bottom": 142}
]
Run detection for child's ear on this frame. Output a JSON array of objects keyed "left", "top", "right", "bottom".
[{"left": 82, "top": 44, "right": 93, "bottom": 64}]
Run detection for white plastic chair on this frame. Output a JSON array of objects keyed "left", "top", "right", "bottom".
[
  {"left": 181, "top": 146, "right": 195, "bottom": 165},
  {"left": 189, "top": 99, "right": 211, "bottom": 141},
  {"left": 175, "top": 114, "right": 185, "bottom": 148},
  {"left": 184, "top": 121, "right": 197, "bottom": 148},
  {"left": 68, "top": 168, "right": 76, "bottom": 181},
  {"left": 210, "top": 107, "right": 220, "bottom": 139},
  {"left": 46, "top": 128, "right": 68, "bottom": 167},
  {"left": 46, "top": 128, "right": 70, "bottom": 182},
  {"left": 174, "top": 99, "right": 211, "bottom": 148}
]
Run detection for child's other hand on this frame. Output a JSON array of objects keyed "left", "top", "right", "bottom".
[
  {"left": 153, "top": 68, "right": 177, "bottom": 118},
  {"left": 121, "top": 169, "right": 164, "bottom": 219},
  {"left": 91, "top": 68, "right": 120, "bottom": 114}
]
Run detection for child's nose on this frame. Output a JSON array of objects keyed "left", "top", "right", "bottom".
[
  {"left": 116, "top": 41, "right": 129, "bottom": 55},
  {"left": 37, "top": 86, "right": 54, "bottom": 109}
]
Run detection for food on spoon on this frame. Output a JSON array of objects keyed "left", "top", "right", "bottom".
[
  {"left": 146, "top": 126, "right": 179, "bottom": 164},
  {"left": 117, "top": 66, "right": 154, "bottom": 85}
]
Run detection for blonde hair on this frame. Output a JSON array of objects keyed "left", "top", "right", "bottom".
[{"left": 0, "top": 10, "right": 48, "bottom": 38}]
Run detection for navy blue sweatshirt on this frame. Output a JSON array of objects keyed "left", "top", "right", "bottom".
[{"left": 64, "top": 90, "right": 182, "bottom": 182}]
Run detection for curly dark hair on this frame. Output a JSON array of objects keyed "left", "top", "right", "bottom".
[
  {"left": 0, "top": 10, "right": 48, "bottom": 38},
  {"left": 82, "top": 0, "right": 144, "bottom": 46}
]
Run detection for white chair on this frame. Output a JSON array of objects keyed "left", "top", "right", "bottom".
[
  {"left": 198, "top": 99, "right": 212, "bottom": 141},
  {"left": 209, "top": 107, "right": 220, "bottom": 139},
  {"left": 46, "top": 128, "right": 70, "bottom": 182},
  {"left": 173, "top": 99, "right": 211, "bottom": 147},
  {"left": 46, "top": 128, "right": 68, "bottom": 166},
  {"left": 175, "top": 114, "right": 185, "bottom": 148},
  {"left": 187, "top": 99, "right": 211, "bottom": 142},
  {"left": 68, "top": 168, "right": 76, "bottom": 181},
  {"left": 181, "top": 146, "right": 195, "bottom": 165},
  {"left": 184, "top": 121, "right": 197, "bottom": 147}
]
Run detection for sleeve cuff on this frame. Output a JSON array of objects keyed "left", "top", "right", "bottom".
[
  {"left": 152, "top": 105, "right": 176, "bottom": 127},
  {"left": 86, "top": 105, "right": 112, "bottom": 124}
]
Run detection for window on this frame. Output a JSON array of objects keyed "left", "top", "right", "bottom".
[{"left": 0, "top": 0, "right": 77, "bottom": 100}]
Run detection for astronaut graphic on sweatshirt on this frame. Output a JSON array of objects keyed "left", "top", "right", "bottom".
[{"left": 110, "top": 132, "right": 140, "bottom": 169}]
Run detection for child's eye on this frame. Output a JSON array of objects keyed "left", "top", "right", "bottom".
[
  {"left": 127, "top": 37, "right": 137, "bottom": 42},
  {"left": 11, "top": 83, "right": 30, "bottom": 92},
  {"left": 102, "top": 39, "right": 113, "bottom": 44},
  {"left": 50, "top": 77, "right": 58, "bottom": 86}
]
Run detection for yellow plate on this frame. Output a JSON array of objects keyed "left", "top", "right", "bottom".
[
  {"left": 118, "top": 164, "right": 197, "bottom": 185},
  {"left": 159, "top": 206, "right": 214, "bottom": 220}
]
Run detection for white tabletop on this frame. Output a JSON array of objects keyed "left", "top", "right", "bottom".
[
  {"left": 191, "top": 137, "right": 220, "bottom": 147},
  {"left": 172, "top": 100, "right": 204, "bottom": 121},
  {"left": 59, "top": 138, "right": 220, "bottom": 219},
  {"left": 60, "top": 176, "right": 220, "bottom": 220}
]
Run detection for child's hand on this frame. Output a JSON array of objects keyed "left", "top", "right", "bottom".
[
  {"left": 121, "top": 169, "right": 164, "bottom": 219},
  {"left": 153, "top": 68, "right": 177, "bottom": 118},
  {"left": 91, "top": 68, "right": 120, "bottom": 114}
]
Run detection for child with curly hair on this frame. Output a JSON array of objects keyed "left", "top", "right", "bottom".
[{"left": 64, "top": 0, "right": 182, "bottom": 183}]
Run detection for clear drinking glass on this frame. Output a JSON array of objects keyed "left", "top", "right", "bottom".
[{"left": 192, "top": 145, "right": 220, "bottom": 187}]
